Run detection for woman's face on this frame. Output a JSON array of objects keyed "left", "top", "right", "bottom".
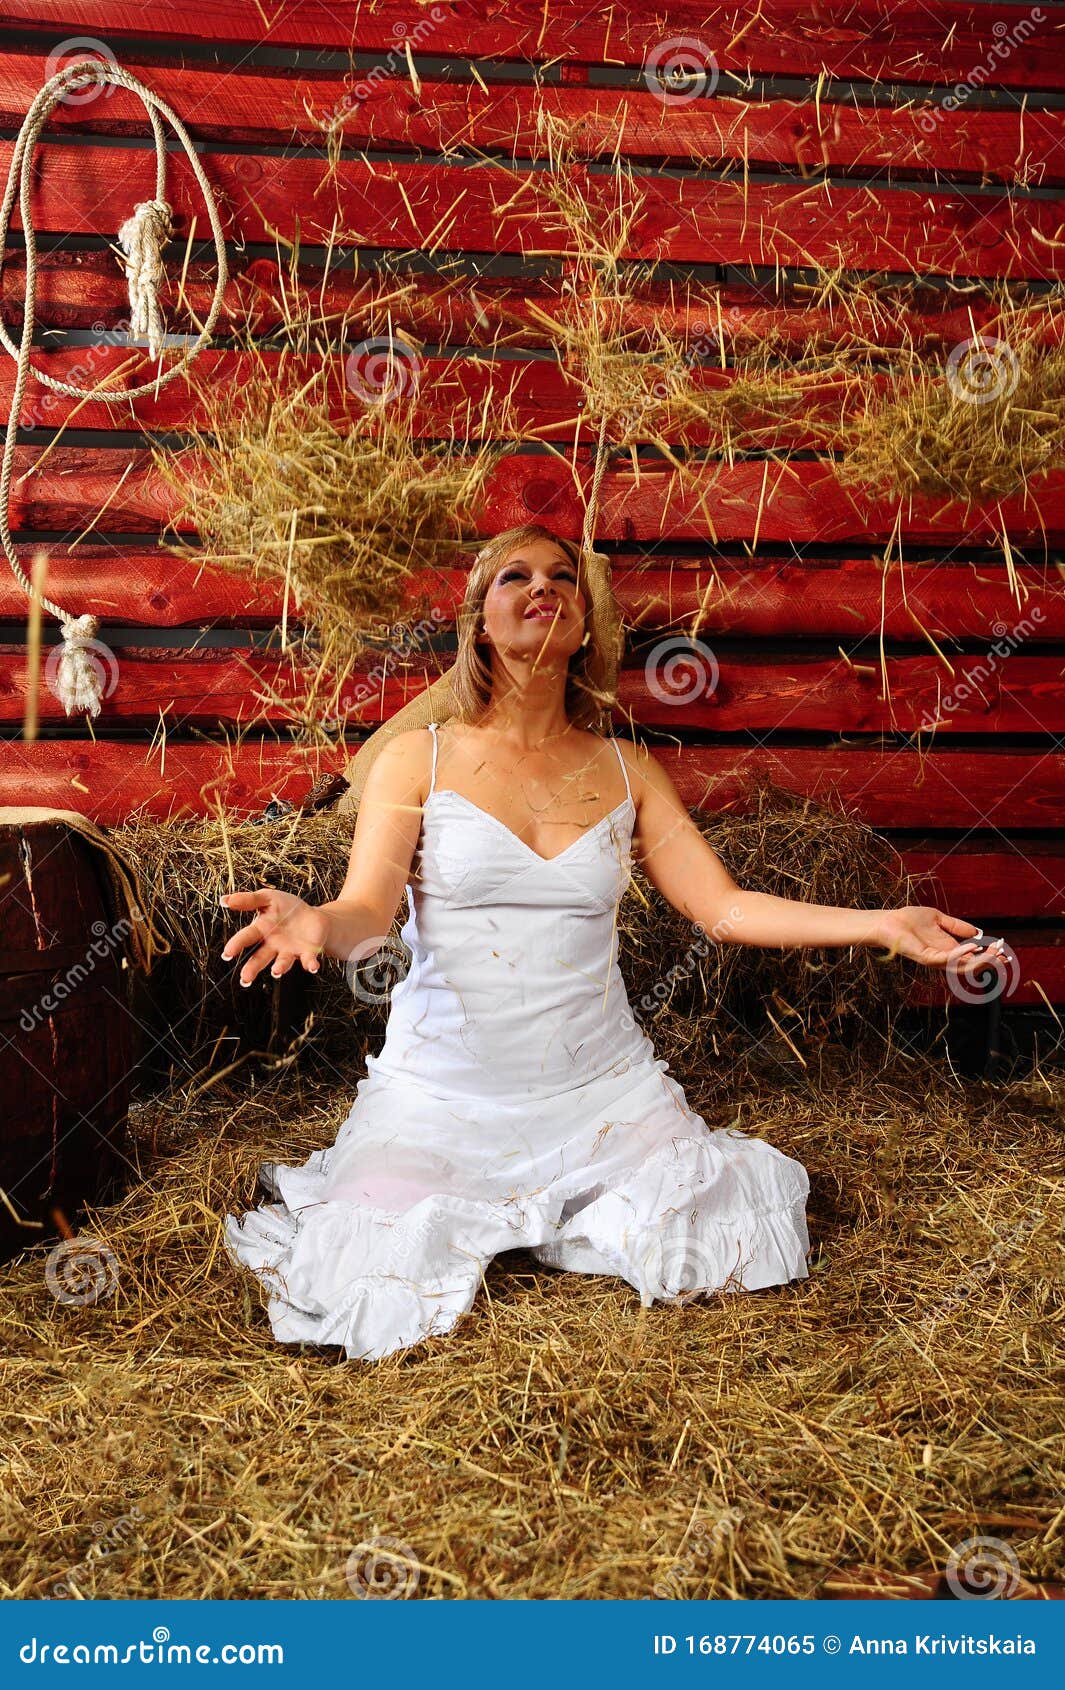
[{"left": 478, "top": 537, "right": 587, "bottom": 669}]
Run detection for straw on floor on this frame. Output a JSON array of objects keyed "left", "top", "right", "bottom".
[{"left": 1, "top": 1031, "right": 1061, "bottom": 1598}]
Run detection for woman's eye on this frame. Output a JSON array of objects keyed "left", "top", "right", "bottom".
[{"left": 498, "top": 567, "right": 577, "bottom": 584}]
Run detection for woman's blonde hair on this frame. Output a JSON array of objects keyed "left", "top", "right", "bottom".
[
  {"left": 337, "top": 525, "right": 623, "bottom": 812},
  {"left": 448, "top": 523, "right": 619, "bottom": 732}
]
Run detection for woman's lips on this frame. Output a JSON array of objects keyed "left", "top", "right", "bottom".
[{"left": 524, "top": 606, "right": 561, "bottom": 619}]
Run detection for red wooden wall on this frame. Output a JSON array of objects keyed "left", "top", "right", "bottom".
[{"left": 1, "top": 2, "right": 1064, "bottom": 1009}]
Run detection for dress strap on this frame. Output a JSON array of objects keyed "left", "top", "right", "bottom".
[
  {"left": 610, "top": 736, "right": 632, "bottom": 804},
  {"left": 426, "top": 721, "right": 439, "bottom": 798}
]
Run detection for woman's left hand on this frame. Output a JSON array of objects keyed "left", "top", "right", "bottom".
[{"left": 875, "top": 905, "right": 1006, "bottom": 974}]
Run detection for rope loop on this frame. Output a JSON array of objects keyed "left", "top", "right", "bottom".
[{"left": 0, "top": 57, "right": 229, "bottom": 714}]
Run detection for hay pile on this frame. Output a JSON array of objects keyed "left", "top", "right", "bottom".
[
  {"left": 832, "top": 283, "right": 1065, "bottom": 506},
  {"left": 153, "top": 299, "right": 515, "bottom": 721},
  {"left": 112, "top": 804, "right": 361, "bottom": 1096},
  {"left": 1, "top": 1034, "right": 1061, "bottom": 1598},
  {"left": 4, "top": 742, "right": 1059, "bottom": 1598},
  {"left": 620, "top": 775, "right": 914, "bottom": 1080},
  {"left": 379, "top": 101, "right": 1065, "bottom": 513},
  {"left": 110, "top": 775, "right": 914, "bottom": 1095}
]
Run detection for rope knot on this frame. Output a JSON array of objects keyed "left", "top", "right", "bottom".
[
  {"left": 56, "top": 612, "right": 104, "bottom": 717},
  {"left": 117, "top": 197, "right": 174, "bottom": 360}
]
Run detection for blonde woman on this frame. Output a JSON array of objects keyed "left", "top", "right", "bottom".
[{"left": 222, "top": 523, "right": 993, "bottom": 1361}]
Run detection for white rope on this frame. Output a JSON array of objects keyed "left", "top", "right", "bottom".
[{"left": 0, "top": 58, "right": 229, "bottom": 715}]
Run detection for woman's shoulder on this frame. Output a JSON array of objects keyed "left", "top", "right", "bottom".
[
  {"left": 362, "top": 725, "right": 437, "bottom": 803},
  {"left": 596, "top": 730, "right": 651, "bottom": 777}
]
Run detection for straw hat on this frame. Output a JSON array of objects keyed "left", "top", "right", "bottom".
[{"left": 336, "top": 544, "right": 622, "bottom": 815}]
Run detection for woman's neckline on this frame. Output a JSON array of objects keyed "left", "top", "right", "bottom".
[
  {"left": 424, "top": 788, "right": 633, "bottom": 866},
  {"left": 426, "top": 720, "right": 633, "bottom": 865}
]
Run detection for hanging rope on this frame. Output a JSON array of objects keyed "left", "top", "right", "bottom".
[
  {"left": 0, "top": 57, "right": 229, "bottom": 715},
  {"left": 581, "top": 411, "right": 611, "bottom": 559}
]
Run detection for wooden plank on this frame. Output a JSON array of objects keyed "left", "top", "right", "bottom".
[
  {"left": 3, "top": 550, "right": 1062, "bottom": 641},
  {"left": 0, "top": 342, "right": 988, "bottom": 451},
  {"left": 0, "top": 343, "right": 830, "bottom": 447},
  {"left": 1, "top": 51, "right": 1061, "bottom": 185},
  {"left": 6, "top": 254, "right": 1061, "bottom": 355},
  {"left": 6, "top": 647, "right": 1065, "bottom": 739},
  {"left": 1, "top": 739, "right": 1061, "bottom": 828},
  {"left": 2, "top": 143, "right": 1061, "bottom": 281},
  {"left": 905, "top": 841, "right": 1065, "bottom": 917},
  {"left": 1, "top": 4, "right": 1060, "bottom": 90},
  {"left": 21, "top": 343, "right": 1065, "bottom": 457},
  {"left": 7, "top": 446, "right": 1065, "bottom": 546},
  {"left": 1, "top": 740, "right": 1061, "bottom": 1002}
]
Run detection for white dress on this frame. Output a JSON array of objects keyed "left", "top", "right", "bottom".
[{"left": 223, "top": 723, "right": 811, "bottom": 1361}]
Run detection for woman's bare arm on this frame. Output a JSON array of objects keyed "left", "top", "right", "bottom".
[
  {"left": 620, "top": 740, "right": 988, "bottom": 972},
  {"left": 219, "top": 729, "right": 430, "bottom": 985},
  {"left": 316, "top": 729, "right": 429, "bottom": 961}
]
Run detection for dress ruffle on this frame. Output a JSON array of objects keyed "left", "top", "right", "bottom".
[
  {"left": 529, "top": 1129, "right": 811, "bottom": 1307},
  {"left": 223, "top": 1116, "right": 810, "bottom": 1362},
  {"left": 225, "top": 1162, "right": 564, "bottom": 1362}
]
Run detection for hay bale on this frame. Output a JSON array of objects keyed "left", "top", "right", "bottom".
[
  {"left": 112, "top": 773, "right": 918, "bottom": 1095},
  {"left": 617, "top": 775, "right": 914, "bottom": 1085},
  {"left": 111, "top": 806, "right": 363, "bottom": 1094}
]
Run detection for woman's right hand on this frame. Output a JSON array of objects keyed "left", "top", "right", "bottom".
[{"left": 219, "top": 888, "right": 329, "bottom": 986}]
